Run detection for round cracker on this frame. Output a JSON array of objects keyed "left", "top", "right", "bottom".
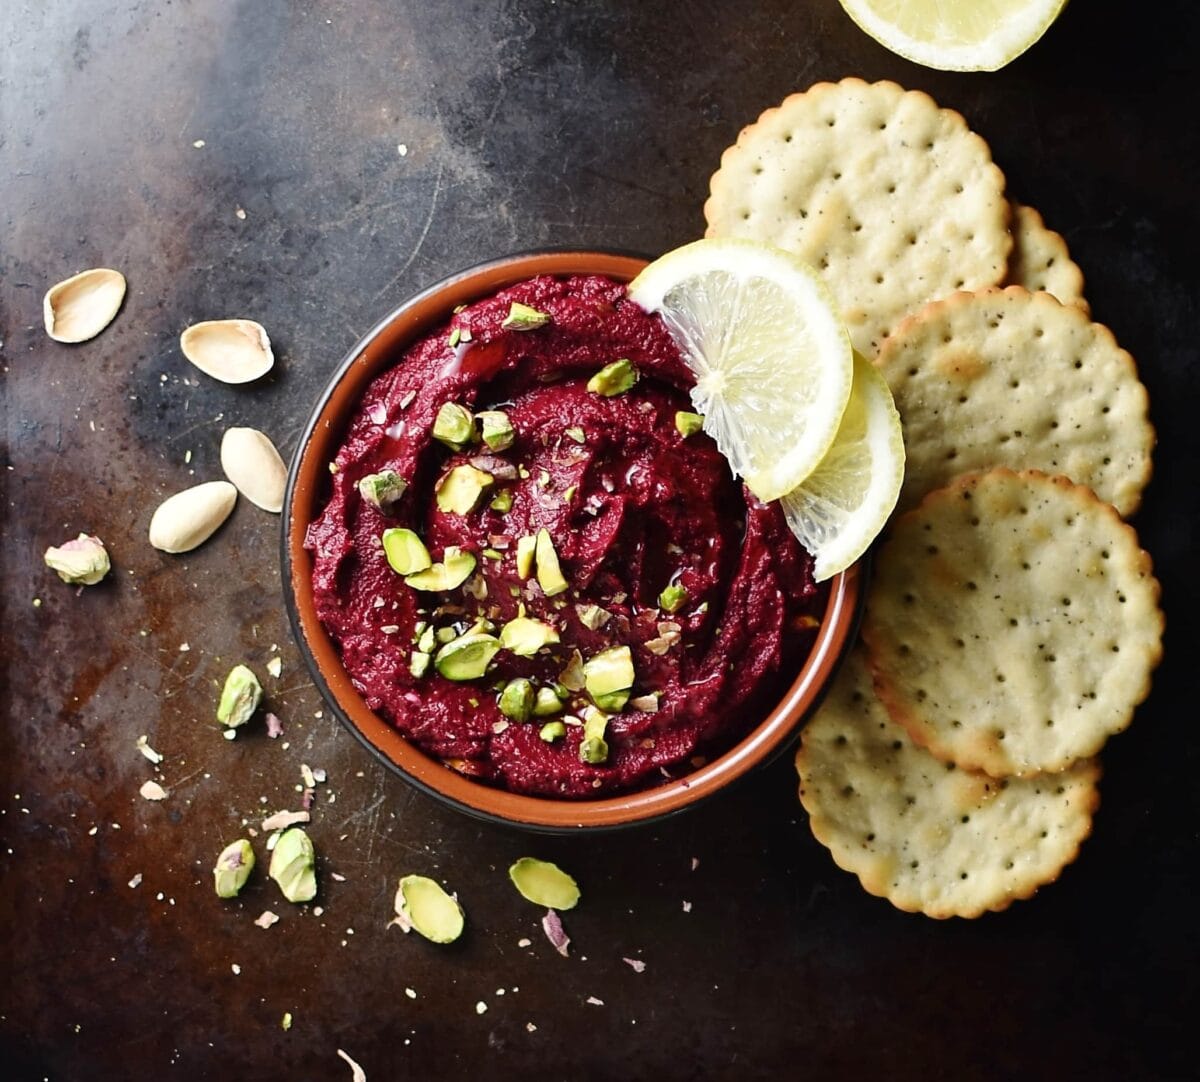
[
  {"left": 704, "top": 78, "right": 1011, "bottom": 356},
  {"left": 862, "top": 470, "right": 1163, "bottom": 777},
  {"left": 1005, "top": 203, "right": 1089, "bottom": 314},
  {"left": 876, "top": 287, "right": 1154, "bottom": 517},
  {"left": 797, "top": 646, "right": 1100, "bottom": 919}
]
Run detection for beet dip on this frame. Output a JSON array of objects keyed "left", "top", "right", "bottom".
[{"left": 305, "top": 274, "right": 823, "bottom": 797}]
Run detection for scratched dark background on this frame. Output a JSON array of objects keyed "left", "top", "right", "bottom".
[{"left": 2, "top": 2, "right": 1197, "bottom": 1079}]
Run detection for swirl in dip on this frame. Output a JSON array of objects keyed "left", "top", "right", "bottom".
[{"left": 306, "top": 274, "right": 822, "bottom": 797}]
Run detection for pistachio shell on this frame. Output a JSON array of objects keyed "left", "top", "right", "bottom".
[
  {"left": 180, "top": 319, "right": 274, "bottom": 384},
  {"left": 149, "top": 480, "right": 237, "bottom": 553},
  {"left": 220, "top": 427, "right": 287, "bottom": 513},
  {"left": 43, "top": 268, "right": 127, "bottom": 343}
]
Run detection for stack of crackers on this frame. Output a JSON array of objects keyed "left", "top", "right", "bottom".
[{"left": 705, "top": 78, "right": 1164, "bottom": 917}]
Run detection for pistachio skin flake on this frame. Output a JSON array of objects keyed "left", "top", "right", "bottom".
[
  {"left": 498, "top": 678, "right": 535, "bottom": 722},
  {"left": 659, "top": 583, "right": 689, "bottom": 613},
  {"left": 358, "top": 469, "right": 407, "bottom": 511},
  {"left": 396, "top": 874, "right": 465, "bottom": 943},
  {"left": 216, "top": 665, "right": 263, "bottom": 728},
  {"left": 213, "top": 839, "right": 256, "bottom": 899},
  {"left": 508, "top": 857, "right": 581, "bottom": 911},
  {"left": 501, "top": 302, "right": 551, "bottom": 331},
  {"left": 44, "top": 533, "right": 111, "bottom": 585},
  {"left": 675, "top": 411, "right": 705, "bottom": 438},
  {"left": 586, "top": 358, "right": 638, "bottom": 397},
  {"left": 268, "top": 827, "right": 317, "bottom": 904},
  {"left": 432, "top": 402, "right": 475, "bottom": 450}
]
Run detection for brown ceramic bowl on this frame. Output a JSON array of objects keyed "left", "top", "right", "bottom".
[{"left": 282, "top": 249, "right": 864, "bottom": 833}]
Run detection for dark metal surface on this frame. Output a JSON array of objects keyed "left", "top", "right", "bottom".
[{"left": 2, "top": 2, "right": 1196, "bottom": 1078}]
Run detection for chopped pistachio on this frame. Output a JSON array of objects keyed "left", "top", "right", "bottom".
[
  {"left": 579, "top": 706, "right": 610, "bottom": 764},
  {"left": 575, "top": 603, "right": 611, "bottom": 630},
  {"left": 409, "top": 651, "right": 431, "bottom": 678},
  {"left": 586, "top": 358, "right": 638, "bottom": 397},
  {"left": 508, "top": 857, "right": 580, "bottom": 910},
  {"left": 281, "top": 1012, "right": 293, "bottom": 1031},
  {"left": 395, "top": 874, "right": 464, "bottom": 943},
  {"left": 418, "top": 625, "right": 437, "bottom": 653},
  {"left": 539, "top": 720, "right": 566, "bottom": 742},
  {"left": 535, "top": 529, "right": 568, "bottom": 597},
  {"left": 565, "top": 426, "right": 586, "bottom": 444},
  {"left": 44, "top": 533, "right": 110, "bottom": 585},
  {"left": 659, "top": 583, "right": 688, "bottom": 613},
  {"left": 592, "top": 689, "right": 629, "bottom": 713},
  {"left": 499, "top": 616, "right": 560, "bottom": 657},
  {"left": 217, "top": 665, "right": 263, "bottom": 728},
  {"left": 448, "top": 326, "right": 462, "bottom": 348},
  {"left": 518, "top": 465, "right": 531, "bottom": 480},
  {"left": 515, "top": 535, "right": 537, "bottom": 579},
  {"left": 434, "top": 632, "right": 501, "bottom": 681},
  {"left": 432, "top": 402, "right": 475, "bottom": 450},
  {"left": 477, "top": 410, "right": 515, "bottom": 452},
  {"left": 675, "top": 411, "right": 705, "bottom": 438},
  {"left": 213, "top": 839, "right": 255, "bottom": 899},
  {"left": 382, "top": 528, "right": 432, "bottom": 576},
  {"left": 482, "top": 547, "right": 502, "bottom": 561},
  {"left": 268, "top": 828, "right": 317, "bottom": 904},
  {"left": 435, "top": 626, "right": 457, "bottom": 644},
  {"left": 583, "top": 645, "right": 634, "bottom": 701},
  {"left": 558, "top": 650, "right": 586, "bottom": 692},
  {"left": 435, "top": 464, "right": 493, "bottom": 514},
  {"left": 563, "top": 485, "right": 577, "bottom": 504},
  {"left": 532, "top": 686, "right": 564, "bottom": 717},
  {"left": 490, "top": 489, "right": 513, "bottom": 513},
  {"left": 357, "top": 469, "right": 407, "bottom": 510},
  {"left": 501, "top": 302, "right": 551, "bottom": 331},
  {"left": 629, "top": 693, "right": 661, "bottom": 712},
  {"left": 498, "top": 678, "right": 535, "bottom": 722},
  {"left": 405, "top": 547, "right": 476, "bottom": 591}
]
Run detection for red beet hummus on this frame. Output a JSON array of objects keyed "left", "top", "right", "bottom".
[{"left": 306, "top": 274, "right": 823, "bottom": 797}]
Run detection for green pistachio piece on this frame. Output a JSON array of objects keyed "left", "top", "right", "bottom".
[
  {"left": 583, "top": 645, "right": 634, "bottom": 700},
  {"left": 395, "top": 874, "right": 464, "bottom": 944},
  {"left": 44, "top": 533, "right": 110, "bottom": 585},
  {"left": 435, "top": 626, "right": 457, "bottom": 643},
  {"left": 508, "top": 857, "right": 580, "bottom": 910},
  {"left": 409, "top": 651, "right": 431, "bottom": 678},
  {"left": 539, "top": 720, "right": 566, "bottom": 742},
  {"left": 586, "top": 358, "right": 638, "bottom": 397},
  {"left": 357, "top": 469, "right": 407, "bottom": 511},
  {"left": 432, "top": 402, "right": 475, "bottom": 450},
  {"left": 213, "top": 839, "right": 255, "bottom": 899},
  {"left": 659, "top": 583, "right": 688, "bottom": 613},
  {"left": 558, "top": 650, "right": 586, "bottom": 693},
  {"left": 434, "top": 632, "right": 501, "bottom": 681},
  {"left": 268, "top": 827, "right": 317, "bottom": 904},
  {"left": 516, "top": 535, "right": 536, "bottom": 579},
  {"left": 675, "top": 411, "right": 705, "bottom": 438},
  {"left": 498, "top": 678, "right": 535, "bottom": 722},
  {"left": 532, "top": 686, "right": 564, "bottom": 717},
  {"left": 477, "top": 410, "right": 515, "bottom": 452},
  {"left": 579, "top": 705, "right": 610, "bottom": 764},
  {"left": 418, "top": 625, "right": 437, "bottom": 653},
  {"left": 535, "top": 529, "right": 568, "bottom": 597},
  {"left": 565, "top": 426, "right": 586, "bottom": 444},
  {"left": 591, "top": 689, "right": 630, "bottom": 713},
  {"left": 499, "top": 616, "right": 560, "bottom": 657},
  {"left": 563, "top": 485, "right": 577, "bottom": 504},
  {"left": 405, "top": 547, "right": 476, "bottom": 591},
  {"left": 489, "top": 489, "right": 513, "bottom": 513},
  {"left": 382, "top": 527, "right": 432, "bottom": 576},
  {"left": 448, "top": 327, "right": 462, "bottom": 349},
  {"left": 501, "top": 302, "right": 551, "bottom": 331},
  {"left": 482, "top": 547, "right": 502, "bottom": 560},
  {"left": 575, "top": 603, "right": 610, "bottom": 630},
  {"left": 435, "top": 465, "right": 493, "bottom": 514},
  {"left": 216, "top": 664, "right": 263, "bottom": 728}
]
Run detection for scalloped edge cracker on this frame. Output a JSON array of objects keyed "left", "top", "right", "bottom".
[
  {"left": 704, "top": 77, "right": 1010, "bottom": 356},
  {"left": 1005, "top": 204, "right": 1089, "bottom": 314},
  {"left": 862, "top": 469, "right": 1163, "bottom": 777},
  {"left": 797, "top": 646, "right": 1100, "bottom": 919}
]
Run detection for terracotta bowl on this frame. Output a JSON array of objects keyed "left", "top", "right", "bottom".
[{"left": 282, "top": 249, "right": 864, "bottom": 833}]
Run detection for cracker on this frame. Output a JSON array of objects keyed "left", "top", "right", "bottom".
[
  {"left": 862, "top": 469, "right": 1163, "bottom": 777},
  {"left": 796, "top": 646, "right": 1100, "bottom": 919},
  {"left": 876, "top": 287, "right": 1154, "bottom": 517},
  {"left": 704, "top": 78, "right": 1011, "bottom": 356},
  {"left": 1005, "top": 204, "right": 1089, "bottom": 314}
]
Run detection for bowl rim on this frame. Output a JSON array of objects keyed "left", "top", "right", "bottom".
[{"left": 281, "top": 247, "right": 864, "bottom": 833}]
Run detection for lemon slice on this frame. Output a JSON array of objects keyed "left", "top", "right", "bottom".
[
  {"left": 780, "top": 353, "right": 905, "bottom": 582},
  {"left": 837, "top": 0, "right": 1068, "bottom": 72},
  {"left": 628, "top": 238, "right": 853, "bottom": 503}
]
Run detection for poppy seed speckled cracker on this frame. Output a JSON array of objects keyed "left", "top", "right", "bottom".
[
  {"left": 1004, "top": 204, "right": 1089, "bottom": 313},
  {"left": 796, "top": 647, "right": 1101, "bottom": 919},
  {"left": 862, "top": 469, "right": 1163, "bottom": 778},
  {"left": 703, "top": 78, "right": 1011, "bottom": 356},
  {"left": 875, "top": 287, "right": 1153, "bottom": 517}
]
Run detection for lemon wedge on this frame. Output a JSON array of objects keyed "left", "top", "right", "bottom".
[
  {"left": 628, "top": 239, "right": 853, "bottom": 503},
  {"left": 837, "top": 0, "right": 1069, "bottom": 72},
  {"left": 780, "top": 353, "right": 905, "bottom": 582}
]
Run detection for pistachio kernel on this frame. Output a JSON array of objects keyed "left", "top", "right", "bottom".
[
  {"left": 498, "top": 678, "right": 535, "bottom": 722},
  {"left": 409, "top": 651, "right": 431, "bottom": 678},
  {"left": 477, "top": 410, "right": 515, "bottom": 452},
  {"left": 499, "top": 616, "right": 560, "bottom": 657},
  {"left": 434, "top": 632, "right": 501, "bottom": 681},
  {"left": 534, "top": 529, "right": 569, "bottom": 597},
  {"left": 435, "top": 464, "right": 494, "bottom": 514},
  {"left": 674, "top": 411, "right": 705, "bottom": 438},
  {"left": 515, "top": 535, "right": 537, "bottom": 580},
  {"left": 217, "top": 665, "right": 263, "bottom": 728},
  {"left": 382, "top": 528, "right": 433, "bottom": 576},
  {"left": 583, "top": 645, "right": 635, "bottom": 701},
  {"left": 539, "top": 720, "right": 566, "bottom": 742},
  {"left": 532, "top": 686, "right": 564, "bottom": 717},
  {"left": 579, "top": 706, "right": 610, "bottom": 764},
  {"left": 490, "top": 489, "right": 514, "bottom": 513},
  {"left": 213, "top": 839, "right": 255, "bottom": 899},
  {"left": 501, "top": 302, "right": 551, "bottom": 331},
  {"left": 659, "top": 583, "right": 689, "bottom": 613},
  {"left": 358, "top": 469, "right": 407, "bottom": 511},
  {"left": 565, "top": 426, "right": 586, "bottom": 444},
  {"left": 44, "top": 533, "right": 110, "bottom": 585},
  {"left": 405, "top": 547, "right": 477, "bottom": 592},
  {"left": 432, "top": 402, "right": 475, "bottom": 450},
  {"left": 508, "top": 857, "right": 581, "bottom": 910},
  {"left": 586, "top": 358, "right": 638, "bottom": 397},
  {"left": 268, "top": 827, "right": 317, "bottom": 904},
  {"left": 395, "top": 875, "right": 465, "bottom": 944}
]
